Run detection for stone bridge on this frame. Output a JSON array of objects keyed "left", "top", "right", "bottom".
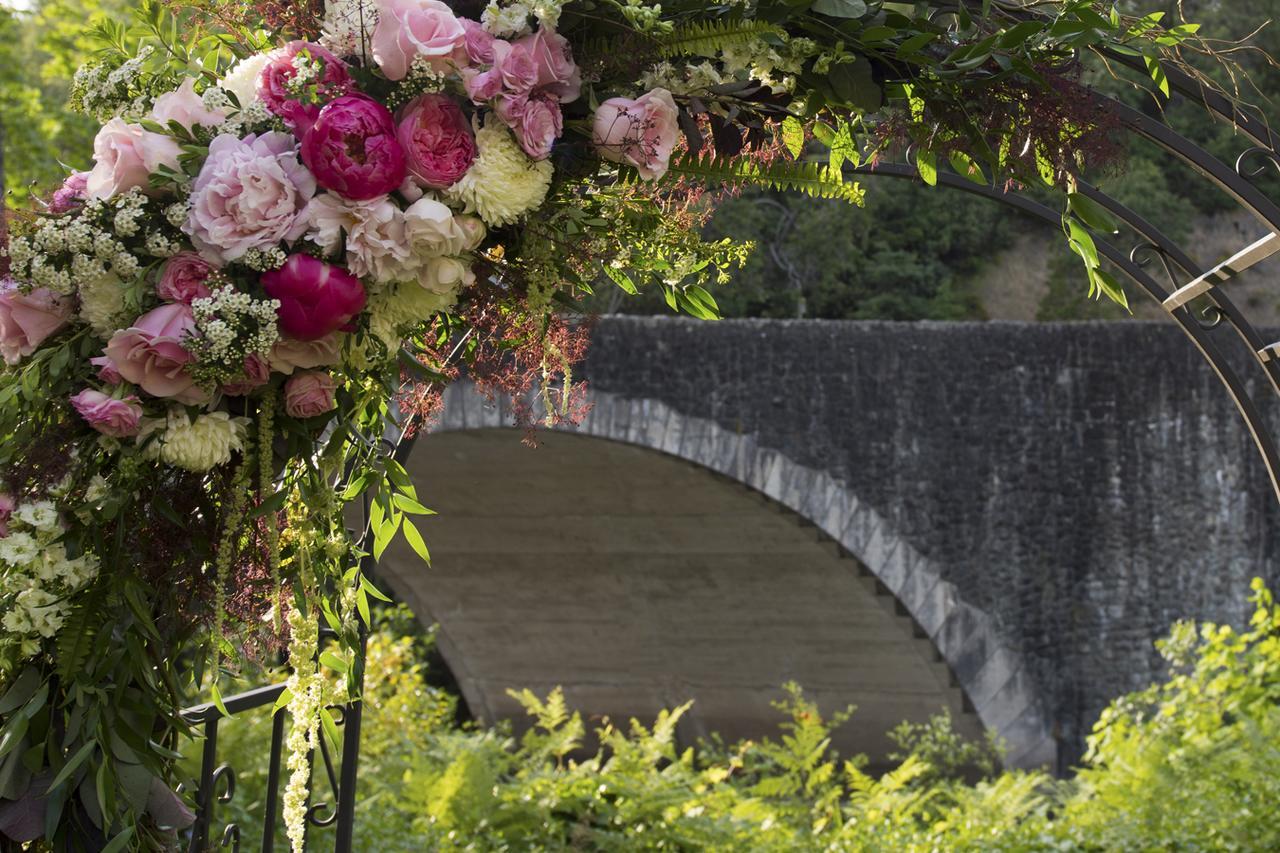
[{"left": 379, "top": 318, "right": 1280, "bottom": 773}]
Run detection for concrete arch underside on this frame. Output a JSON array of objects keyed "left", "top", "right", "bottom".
[{"left": 378, "top": 385, "right": 1056, "bottom": 770}]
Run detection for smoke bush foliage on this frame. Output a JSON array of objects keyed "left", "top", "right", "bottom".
[{"left": 204, "top": 582, "right": 1280, "bottom": 850}]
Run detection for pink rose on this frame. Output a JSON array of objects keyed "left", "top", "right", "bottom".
[
  {"left": 103, "top": 304, "right": 208, "bottom": 404},
  {"left": 262, "top": 255, "right": 366, "bottom": 341},
  {"left": 221, "top": 353, "right": 271, "bottom": 396},
  {"left": 462, "top": 65, "right": 504, "bottom": 103},
  {"left": 592, "top": 88, "right": 680, "bottom": 180},
  {"left": 517, "top": 27, "right": 580, "bottom": 104},
  {"left": 269, "top": 333, "right": 344, "bottom": 375},
  {"left": 302, "top": 95, "right": 407, "bottom": 200},
  {"left": 90, "top": 355, "right": 123, "bottom": 384},
  {"left": 497, "top": 92, "right": 561, "bottom": 160},
  {"left": 0, "top": 493, "right": 12, "bottom": 538},
  {"left": 0, "top": 280, "right": 73, "bottom": 366},
  {"left": 70, "top": 389, "right": 143, "bottom": 438},
  {"left": 86, "top": 118, "right": 183, "bottom": 200},
  {"left": 184, "top": 132, "right": 316, "bottom": 263},
  {"left": 460, "top": 18, "right": 496, "bottom": 65},
  {"left": 151, "top": 77, "right": 227, "bottom": 131},
  {"left": 283, "top": 371, "right": 338, "bottom": 418},
  {"left": 49, "top": 171, "right": 90, "bottom": 214},
  {"left": 258, "top": 41, "right": 353, "bottom": 136},
  {"left": 495, "top": 40, "right": 538, "bottom": 94},
  {"left": 372, "top": 0, "right": 466, "bottom": 81},
  {"left": 397, "top": 94, "right": 476, "bottom": 189},
  {"left": 156, "top": 252, "right": 215, "bottom": 304}
]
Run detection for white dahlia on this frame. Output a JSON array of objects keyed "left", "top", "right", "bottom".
[
  {"left": 448, "top": 118, "right": 553, "bottom": 227},
  {"left": 367, "top": 282, "right": 457, "bottom": 354},
  {"left": 142, "top": 410, "right": 248, "bottom": 472},
  {"left": 78, "top": 272, "right": 130, "bottom": 339}
]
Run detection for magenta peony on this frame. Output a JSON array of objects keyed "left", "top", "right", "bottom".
[
  {"left": 49, "top": 171, "right": 90, "bottom": 214},
  {"left": 592, "top": 88, "right": 680, "bottom": 180},
  {"left": 262, "top": 255, "right": 367, "bottom": 341},
  {"left": 184, "top": 132, "right": 316, "bottom": 263},
  {"left": 497, "top": 92, "right": 562, "bottom": 160},
  {"left": 85, "top": 119, "right": 183, "bottom": 200},
  {"left": 151, "top": 77, "right": 227, "bottom": 131},
  {"left": 156, "top": 252, "right": 215, "bottom": 304},
  {"left": 302, "top": 95, "right": 407, "bottom": 200},
  {"left": 283, "top": 371, "right": 338, "bottom": 418},
  {"left": 0, "top": 280, "right": 73, "bottom": 366},
  {"left": 70, "top": 389, "right": 143, "bottom": 438},
  {"left": 269, "top": 333, "right": 344, "bottom": 375},
  {"left": 372, "top": 0, "right": 466, "bottom": 81},
  {"left": 397, "top": 94, "right": 477, "bottom": 189},
  {"left": 258, "top": 41, "right": 353, "bottom": 135},
  {"left": 103, "top": 304, "right": 208, "bottom": 404},
  {"left": 221, "top": 353, "right": 271, "bottom": 396},
  {"left": 517, "top": 27, "right": 581, "bottom": 104},
  {"left": 0, "top": 493, "right": 12, "bottom": 538}
]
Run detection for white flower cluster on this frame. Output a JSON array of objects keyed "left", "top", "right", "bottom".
[
  {"left": 286, "top": 53, "right": 324, "bottom": 98},
  {"left": 140, "top": 410, "right": 249, "bottom": 472},
  {"left": 189, "top": 286, "right": 282, "bottom": 371},
  {"left": 481, "top": 0, "right": 567, "bottom": 37},
  {"left": 68, "top": 47, "right": 156, "bottom": 120},
  {"left": 282, "top": 600, "right": 323, "bottom": 852},
  {"left": 320, "top": 0, "right": 380, "bottom": 58},
  {"left": 0, "top": 499, "right": 100, "bottom": 664},
  {"left": 240, "top": 246, "right": 288, "bottom": 272},
  {"left": 448, "top": 119, "right": 553, "bottom": 227},
  {"left": 8, "top": 196, "right": 147, "bottom": 296},
  {"left": 639, "top": 60, "right": 727, "bottom": 96}
]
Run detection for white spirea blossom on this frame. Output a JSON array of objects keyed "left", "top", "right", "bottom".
[
  {"left": 448, "top": 119, "right": 553, "bottom": 227},
  {"left": 141, "top": 410, "right": 248, "bottom": 472},
  {"left": 190, "top": 287, "right": 282, "bottom": 366}
]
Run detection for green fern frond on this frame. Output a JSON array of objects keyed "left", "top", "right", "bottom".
[
  {"left": 657, "top": 19, "right": 784, "bottom": 58},
  {"left": 56, "top": 593, "right": 101, "bottom": 682},
  {"left": 659, "top": 153, "right": 866, "bottom": 204}
]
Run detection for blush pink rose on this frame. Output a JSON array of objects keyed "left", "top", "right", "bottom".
[
  {"left": 258, "top": 41, "right": 353, "bottom": 136},
  {"left": 0, "top": 493, "right": 13, "bottom": 538},
  {"left": 103, "top": 304, "right": 208, "bottom": 404},
  {"left": 283, "top": 371, "right": 338, "bottom": 418},
  {"left": 156, "top": 252, "right": 215, "bottom": 304},
  {"left": 397, "top": 94, "right": 476, "bottom": 189},
  {"left": 302, "top": 95, "right": 407, "bottom": 200},
  {"left": 221, "top": 353, "right": 271, "bottom": 396},
  {"left": 262, "top": 255, "right": 366, "bottom": 341},
  {"left": 460, "top": 18, "right": 496, "bottom": 65},
  {"left": 90, "top": 355, "right": 123, "bottom": 384},
  {"left": 86, "top": 118, "right": 183, "bottom": 200},
  {"left": 592, "top": 88, "right": 680, "bottom": 180},
  {"left": 517, "top": 27, "right": 581, "bottom": 104},
  {"left": 372, "top": 0, "right": 466, "bottom": 81},
  {"left": 151, "top": 77, "right": 227, "bottom": 131},
  {"left": 0, "top": 280, "right": 73, "bottom": 366},
  {"left": 269, "top": 333, "right": 343, "bottom": 375},
  {"left": 49, "top": 171, "right": 90, "bottom": 214},
  {"left": 184, "top": 132, "right": 316, "bottom": 263},
  {"left": 495, "top": 39, "right": 538, "bottom": 94},
  {"left": 497, "top": 92, "right": 561, "bottom": 160},
  {"left": 70, "top": 389, "right": 143, "bottom": 438}
]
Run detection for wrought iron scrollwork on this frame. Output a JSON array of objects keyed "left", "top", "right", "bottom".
[
  {"left": 1129, "top": 243, "right": 1182, "bottom": 293},
  {"left": 1236, "top": 146, "right": 1280, "bottom": 182}
]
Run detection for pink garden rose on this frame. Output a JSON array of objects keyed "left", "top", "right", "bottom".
[
  {"left": 90, "top": 355, "right": 123, "bottom": 384},
  {"left": 0, "top": 280, "right": 73, "bottom": 366},
  {"left": 49, "top": 171, "right": 90, "bottom": 214},
  {"left": 397, "top": 94, "right": 476, "bottom": 189},
  {"left": 283, "top": 371, "right": 338, "bottom": 418},
  {"left": 103, "top": 304, "right": 208, "bottom": 404},
  {"left": 156, "top": 252, "right": 215, "bottom": 304},
  {"left": 262, "top": 255, "right": 366, "bottom": 340},
  {"left": 497, "top": 92, "right": 562, "bottom": 160},
  {"left": 0, "top": 493, "right": 13, "bottom": 538},
  {"left": 70, "top": 389, "right": 143, "bottom": 438},
  {"left": 592, "top": 88, "right": 680, "bottom": 180},
  {"left": 302, "top": 95, "right": 407, "bottom": 200},
  {"left": 86, "top": 118, "right": 183, "bottom": 200},
  {"left": 460, "top": 18, "right": 496, "bottom": 64},
  {"left": 258, "top": 41, "right": 353, "bottom": 135},
  {"left": 184, "top": 132, "right": 316, "bottom": 263},
  {"left": 372, "top": 0, "right": 466, "bottom": 81},
  {"left": 517, "top": 27, "right": 581, "bottom": 104},
  {"left": 269, "top": 333, "right": 343, "bottom": 375},
  {"left": 151, "top": 77, "right": 227, "bottom": 131},
  {"left": 221, "top": 353, "right": 271, "bottom": 396}
]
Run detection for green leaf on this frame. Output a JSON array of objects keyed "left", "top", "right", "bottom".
[
  {"left": 319, "top": 652, "right": 349, "bottom": 675},
  {"left": 272, "top": 687, "right": 293, "bottom": 716},
  {"left": 1145, "top": 55, "right": 1170, "bottom": 97},
  {"left": 360, "top": 575, "right": 393, "bottom": 603},
  {"left": 827, "top": 58, "right": 881, "bottom": 112},
  {"left": 101, "top": 826, "right": 134, "bottom": 853},
  {"left": 811, "top": 0, "right": 867, "bottom": 19},
  {"left": 781, "top": 116, "right": 805, "bottom": 159},
  {"left": 210, "top": 682, "right": 230, "bottom": 719},
  {"left": 318, "top": 707, "right": 341, "bottom": 754},
  {"left": 392, "top": 494, "right": 435, "bottom": 516},
  {"left": 402, "top": 519, "right": 431, "bottom": 566},
  {"left": 916, "top": 151, "right": 938, "bottom": 187},
  {"left": 603, "top": 264, "right": 638, "bottom": 295},
  {"left": 948, "top": 150, "right": 987, "bottom": 185},
  {"left": 47, "top": 741, "right": 96, "bottom": 794},
  {"left": 1068, "top": 192, "right": 1118, "bottom": 234},
  {"left": 0, "top": 669, "right": 41, "bottom": 716},
  {"left": 1092, "top": 268, "right": 1130, "bottom": 310}
]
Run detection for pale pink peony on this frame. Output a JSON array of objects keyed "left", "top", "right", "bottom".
[
  {"left": 90, "top": 355, "right": 123, "bottom": 384},
  {"left": 221, "top": 353, "right": 271, "bottom": 396},
  {"left": 496, "top": 92, "right": 561, "bottom": 160},
  {"left": 151, "top": 77, "right": 227, "bottom": 131},
  {"left": 460, "top": 18, "right": 496, "bottom": 64},
  {"left": 0, "top": 494, "right": 13, "bottom": 538},
  {"left": 592, "top": 88, "right": 680, "bottom": 180},
  {"left": 49, "top": 171, "right": 90, "bottom": 214},
  {"left": 184, "top": 132, "right": 316, "bottom": 264},
  {"left": 156, "top": 252, "right": 215, "bottom": 304},
  {"left": 258, "top": 41, "right": 353, "bottom": 136},
  {"left": 103, "top": 304, "right": 208, "bottom": 404},
  {"left": 517, "top": 27, "right": 580, "bottom": 104},
  {"left": 0, "top": 280, "right": 73, "bottom": 366},
  {"left": 372, "top": 0, "right": 466, "bottom": 81},
  {"left": 269, "top": 333, "right": 343, "bottom": 375},
  {"left": 262, "top": 255, "right": 366, "bottom": 341},
  {"left": 283, "top": 371, "right": 338, "bottom": 418},
  {"left": 302, "top": 95, "right": 407, "bottom": 200},
  {"left": 86, "top": 119, "right": 183, "bottom": 200},
  {"left": 303, "top": 195, "right": 409, "bottom": 283},
  {"left": 70, "top": 389, "right": 143, "bottom": 438},
  {"left": 397, "top": 94, "right": 477, "bottom": 189}
]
